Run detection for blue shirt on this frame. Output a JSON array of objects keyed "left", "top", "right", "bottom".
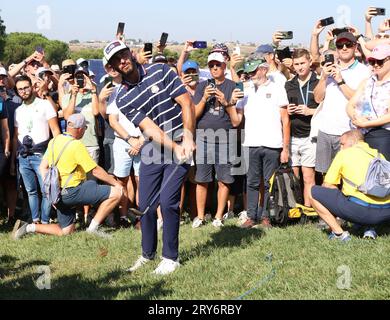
[{"left": 116, "top": 63, "right": 187, "bottom": 140}]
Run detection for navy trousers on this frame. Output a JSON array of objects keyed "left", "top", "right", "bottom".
[{"left": 139, "top": 161, "right": 189, "bottom": 261}]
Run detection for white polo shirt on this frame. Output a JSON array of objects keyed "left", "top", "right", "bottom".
[
  {"left": 319, "top": 60, "right": 371, "bottom": 136},
  {"left": 106, "top": 84, "right": 142, "bottom": 138},
  {"left": 237, "top": 79, "right": 289, "bottom": 148},
  {"left": 14, "top": 97, "right": 57, "bottom": 144}
]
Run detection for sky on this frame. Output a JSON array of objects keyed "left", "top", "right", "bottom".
[{"left": 0, "top": 0, "right": 389, "bottom": 45}]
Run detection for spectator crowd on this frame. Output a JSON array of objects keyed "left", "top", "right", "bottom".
[{"left": 1, "top": 7, "right": 390, "bottom": 274}]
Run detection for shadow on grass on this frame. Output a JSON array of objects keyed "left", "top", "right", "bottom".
[
  {"left": 348, "top": 221, "right": 390, "bottom": 238},
  {"left": 0, "top": 256, "right": 171, "bottom": 300},
  {"left": 181, "top": 225, "right": 264, "bottom": 263}
]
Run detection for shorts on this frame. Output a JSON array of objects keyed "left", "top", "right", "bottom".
[
  {"left": 57, "top": 180, "right": 111, "bottom": 229},
  {"left": 291, "top": 136, "right": 316, "bottom": 168},
  {"left": 113, "top": 138, "right": 141, "bottom": 178},
  {"left": 315, "top": 131, "right": 340, "bottom": 174},
  {"left": 311, "top": 186, "right": 390, "bottom": 226},
  {"left": 86, "top": 146, "right": 100, "bottom": 163},
  {"left": 195, "top": 142, "right": 234, "bottom": 184}
]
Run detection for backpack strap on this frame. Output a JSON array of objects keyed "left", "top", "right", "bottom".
[{"left": 53, "top": 137, "right": 75, "bottom": 166}]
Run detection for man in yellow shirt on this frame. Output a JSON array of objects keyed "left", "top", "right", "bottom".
[
  {"left": 12, "top": 114, "right": 123, "bottom": 239},
  {"left": 311, "top": 130, "right": 390, "bottom": 241}
]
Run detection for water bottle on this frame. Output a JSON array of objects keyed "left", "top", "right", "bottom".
[{"left": 269, "top": 196, "right": 276, "bottom": 218}]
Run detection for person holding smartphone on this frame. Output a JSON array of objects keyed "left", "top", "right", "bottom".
[
  {"left": 313, "top": 32, "right": 371, "bottom": 176},
  {"left": 285, "top": 49, "right": 320, "bottom": 208}
]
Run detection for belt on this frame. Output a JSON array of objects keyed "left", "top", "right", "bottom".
[{"left": 348, "top": 196, "right": 390, "bottom": 209}]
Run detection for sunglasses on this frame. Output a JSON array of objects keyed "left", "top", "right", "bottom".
[
  {"left": 208, "top": 62, "right": 223, "bottom": 69},
  {"left": 368, "top": 57, "right": 390, "bottom": 67},
  {"left": 17, "top": 86, "right": 31, "bottom": 93},
  {"left": 336, "top": 42, "right": 355, "bottom": 50}
]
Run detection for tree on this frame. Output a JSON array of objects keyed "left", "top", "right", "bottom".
[
  {"left": 0, "top": 14, "right": 6, "bottom": 61},
  {"left": 2, "top": 32, "right": 70, "bottom": 66},
  {"left": 189, "top": 49, "right": 210, "bottom": 68},
  {"left": 70, "top": 48, "right": 103, "bottom": 61}
]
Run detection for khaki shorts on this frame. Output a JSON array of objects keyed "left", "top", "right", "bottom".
[{"left": 291, "top": 136, "right": 316, "bottom": 168}]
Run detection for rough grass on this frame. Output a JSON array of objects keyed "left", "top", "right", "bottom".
[{"left": 1, "top": 219, "right": 390, "bottom": 300}]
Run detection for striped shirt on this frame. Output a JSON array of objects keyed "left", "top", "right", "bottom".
[{"left": 116, "top": 63, "right": 187, "bottom": 139}]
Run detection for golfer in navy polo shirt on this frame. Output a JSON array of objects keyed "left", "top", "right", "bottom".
[{"left": 103, "top": 40, "right": 195, "bottom": 275}]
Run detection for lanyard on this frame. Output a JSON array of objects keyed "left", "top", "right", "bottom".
[{"left": 299, "top": 81, "right": 310, "bottom": 106}]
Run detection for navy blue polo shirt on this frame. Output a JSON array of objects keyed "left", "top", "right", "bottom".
[{"left": 116, "top": 63, "right": 187, "bottom": 139}]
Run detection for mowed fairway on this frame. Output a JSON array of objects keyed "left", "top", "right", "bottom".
[{"left": 1, "top": 219, "right": 390, "bottom": 300}]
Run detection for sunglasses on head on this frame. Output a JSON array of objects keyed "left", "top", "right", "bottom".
[
  {"left": 336, "top": 41, "right": 355, "bottom": 50},
  {"left": 208, "top": 62, "right": 223, "bottom": 68},
  {"left": 368, "top": 57, "right": 389, "bottom": 67}
]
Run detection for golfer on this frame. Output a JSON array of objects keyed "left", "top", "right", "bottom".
[{"left": 104, "top": 40, "right": 195, "bottom": 275}]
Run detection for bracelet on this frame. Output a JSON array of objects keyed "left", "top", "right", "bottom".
[{"left": 337, "top": 80, "right": 346, "bottom": 86}]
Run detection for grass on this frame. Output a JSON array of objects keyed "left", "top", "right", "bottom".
[{"left": 1, "top": 217, "right": 390, "bottom": 300}]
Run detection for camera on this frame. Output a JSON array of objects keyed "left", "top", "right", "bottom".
[
  {"left": 207, "top": 78, "right": 216, "bottom": 89},
  {"left": 104, "top": 76, "right": 114, "bottom": 88},
  {"left": 160, "top": 33, "right": 169, "bottom": 47},
  {"left": 144, "top": 43, "right": 153, "bottom": 54},
  {"left": 280, "top": 31, "right": 294, "bottom": 40},
  {"left": 76, "top": 73, "right": 85, "bottom": 88},
  {"left": 63, "top": 65, "right": 76, "bottom": 77},
  {"left": 373, "top": 8, "right": 386, "bottom": 16},
  {"left": 320, "top": 17, "right": 335, "bottom": 27},
  {"left": 276, "top": 47, "right": 292, "bottom": 61},
  {"left": 193, "top": 41, "right": 207, "bottom": 49},
  {"left": 324, "top": 53, "right": 335, "bottom": 65}
]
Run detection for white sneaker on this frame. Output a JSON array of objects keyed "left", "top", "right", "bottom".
[
  {"left": 157, "top": 218, "right": 163, "bottom": 232},
  {"left": 192, "top": 217, "right": 205, "bottom": 229},
  {"left": 212, "top": 219, "right": 224, "bottom": 228},
  {"left": 126, "top": 256, "right": 152, "bottom": 273},
  {"left": 238, "top": 211, "right": 248, "bottom": 223},
  {"left": 86, "top": 228, "right": 113, "bottom": 239},
  {"left": 153, "top": 258, "right": 180, "bottom": 275},
  {"left": 223, "top": 211, "right": 235, "bottom": 220}
]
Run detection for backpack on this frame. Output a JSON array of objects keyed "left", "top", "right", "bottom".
[
  {"left": 268, "top": 164, "right": 304, "bottom": 225},
  {"left": 43, "top": 136, "right": 75, "bottom": 208},
  {"left": 344, "top": 146, "right": 390, "bottom": 198}
]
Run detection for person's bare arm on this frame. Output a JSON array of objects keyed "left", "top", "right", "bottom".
[
  {"left": 62, "top": 85, "right": 79, "bottom": 120},
  {"left": 346, "top": 80, "right": 367, "bottom": 119},
  {"left": 310, "top": 21, "right": 326, "bottom": 62},
  {"left": 1, "top": 118, "right": 10, "bottom": 155},
  {"left": 48, "top": 117, "right": 61, "bottom": 137},
  {"left": 92, "top": 165, "right": 123, "bottom": 188},
  {"left": 364, "top": 7, "right": 377, "bottom": 39},
  {"left": 280, "top": 107, "right": 290, "bottom": 164},
  {"left": 195, "top": 85, "right": 216, "bottom": 119}
]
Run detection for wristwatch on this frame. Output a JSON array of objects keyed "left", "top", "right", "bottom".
[
  {"left": 125, "top": 134, "right": 132, "bottom": 142},
  {"left": 337, "top": 80, "right": 346, "bottom": 86}
]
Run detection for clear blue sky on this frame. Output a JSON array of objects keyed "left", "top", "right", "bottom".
[{"left": 1, "top": 0, "right": 388, "bottom": 45}]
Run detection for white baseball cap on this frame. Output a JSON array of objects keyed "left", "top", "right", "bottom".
[
  {"left": 77, "top": 58, "right": 88, "bottom": 66},
  {"left": 207, "top": 52, "right": 225, "bottom": 64},
  {"left": 103, "top": 40, "right": 128, "bottom": 62},
  {"left": 0, "top": 67, "right": 7, "bottom": 76}
]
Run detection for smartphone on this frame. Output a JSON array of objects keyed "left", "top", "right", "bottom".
[
  {"left": 235, "top": 82, "right": 244, "bottom": 92},
  {"left": 190, "top": 74, "right": 199, "bottom": 82},
  {"left": 373, "top": 8, "right": 386, "bottom": 16},
  {"left": 193, "top": 41, "right": 208, "bottom": 49},
  {"left": 233, "top": 46, "right": 241, "bottom": 56},
  {"left": 320, "top": 17, "right": 335, "bottom": 27},
  {"left": 36, "top": 45, "right": 44, "bottom": 54},
  {"left": 324, "top": 53, "right": 335, "bottom": 65},
  {"left": 289, "top": 97, "right": 299, "bottom": 106},
  {"left": 117, "top": 22, "right": 125, "bottom": 36},
  {"left": 207, "top": 78, "right": 216, "bottom": 89},
  {"left": 76, "top": 74, "right": 85, "bottom": 88},
  {"left": 276, "top": 47, "right": 292, "bottom": 61},
  {"left": 160, "top": 32, "right": 169, "bottom": 47},
  {"left": 0, "top": 86, "right": 5, "bottom": 94},
  {"left": 144, "top": 43, "right": 153, "bottom": 54},
  {"left": 104, "top": 76, "right": 114, "bottom": 88},
  {"left": 332, "top": 27, "right": 349, "bottom": 37},
  {"left": 280, "top": 31, "right": 294, "bottom": 40},
  {"left": 62, "top": 65, "right": 76, "bottom": 77}
]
